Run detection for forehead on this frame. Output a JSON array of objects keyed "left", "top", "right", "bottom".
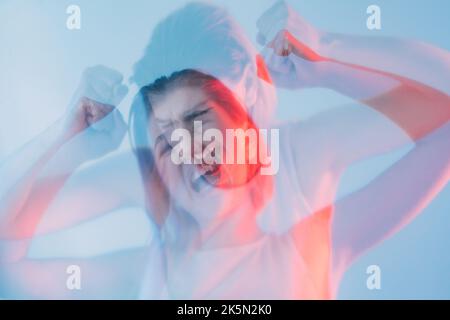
[{"left": 150, "top": 86, "right": 207, "bottom": 122}]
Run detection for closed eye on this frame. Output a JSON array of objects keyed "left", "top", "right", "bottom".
[
  {"left": 155, "top": 135, "right": 172, "bottom": 157},
  {"left": 184, "top": 108, "right": 211, "bottom": 122}
]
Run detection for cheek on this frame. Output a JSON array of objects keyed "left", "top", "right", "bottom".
[
  {"left": 156, "top": 155, "right": 183, "bottom": 192},
  {"left": 207, "top": 109, "right": 238, "bottom": 134}
]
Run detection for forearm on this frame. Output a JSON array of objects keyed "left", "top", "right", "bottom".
[
  {"left": 0, "top": 65, "right": 129, "bottom": 240},
  {"left": 322, "top": 32, "right": 450, "bottom": 93},
  {"left": 279, "top": 20, "right": 450, "bottom": 139},
  {"left": 333, "top": 120, "right": 450, "bottom": 267},
  {"left": 0, "top": 118, "right": 80, "bottom": 238},
  {"left": 316, "top": 57, "right": 399, "bottom": 100},
  {"left": 314, "top": 55, "right": 450, "bottom": 140},
  {"left": 266, "top": 28, "right": 450, "bottom": 140}
]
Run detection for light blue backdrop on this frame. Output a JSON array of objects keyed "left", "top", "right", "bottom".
[{"left": 0, "top": 0, "right": 449, "bottom": 299}]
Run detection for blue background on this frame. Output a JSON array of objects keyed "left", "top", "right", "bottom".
[{"left": 0, "top": 0, "right": 449, "bottom": 299}]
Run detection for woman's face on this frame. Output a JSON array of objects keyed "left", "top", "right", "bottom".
[{"left": 148, "top": 84, "right": 258, "bottom": 225}]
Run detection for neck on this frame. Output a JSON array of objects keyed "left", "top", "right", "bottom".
[
  {"left": 196, "top": 172, "right": 273, "bottom": 250},
  {"left": 198, "top": 195, "right": 261, "bottom": 250}
]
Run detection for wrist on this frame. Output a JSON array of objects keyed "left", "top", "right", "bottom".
[
  {"left": 318, "top": 31, "right": 338, "bottom": 59},
  {"left": 54, "top": 116, "right": 78, "bottom": 144},
  {"left": 306, "top": 58, "right": 340, "bottom": 89}
]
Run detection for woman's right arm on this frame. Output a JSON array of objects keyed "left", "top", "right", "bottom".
[{"left": 0, "top": 66, "right": 130, "bottom": 243}]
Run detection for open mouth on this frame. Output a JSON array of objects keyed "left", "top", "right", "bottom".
[{"left": 191, "top": 163, "right": 221, "bottom": 192}]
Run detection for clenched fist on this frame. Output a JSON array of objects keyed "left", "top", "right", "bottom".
[
  {"left": 64, "top": 65, "right": 129, "bottom": 159},
  {"left": 257, "top": 1, "right": 327, "bottom": 89}
]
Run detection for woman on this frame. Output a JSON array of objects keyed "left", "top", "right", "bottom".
[{"left": 0, "top": 1, "right": 449, "bottom": 299}]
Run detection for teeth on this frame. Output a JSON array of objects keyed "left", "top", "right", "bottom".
[
  {"left": 189, "top": 164, "right": 220, "bottom": 193},
  {"left": 196, "top": 164, "right": 207, "bottom": 175}
]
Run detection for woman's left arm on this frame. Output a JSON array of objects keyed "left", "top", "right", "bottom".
[
  {"left": 258, "top": 1, "right": 450, "bottom": 166},
  {"left": 331, "top": 120, "right": 450, "bottom": 270},
  {"left": 258, "top": 2, "right": 450, "bottom": 268}
]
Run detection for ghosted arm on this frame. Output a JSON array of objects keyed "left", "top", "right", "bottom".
[{"left": 332, "top": 120, "right": 450, "bottom": 271}]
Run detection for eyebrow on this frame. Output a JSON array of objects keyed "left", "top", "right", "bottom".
[
  {"left": 154, "top": 100, "right": 210, "bottom": 124},
  {"left": 183, "top": 105, "right": 211, "bottom": 122}
]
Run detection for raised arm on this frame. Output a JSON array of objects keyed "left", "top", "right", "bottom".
[
  {"left": 257, "top": 2, "right": 450, "bottom": 271},
  {"left": 0, "top": 66, "right": 130, "bottom": 248},
  {"left": 257, "top": 1, "right": 450, "bottom": 166},
  {"left": 332, "top": 120, "right": 450, "bottom": 272}
]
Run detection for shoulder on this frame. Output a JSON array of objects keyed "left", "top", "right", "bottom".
[{"left": 274, "top": 118, "right": 334, "bottom": 163}]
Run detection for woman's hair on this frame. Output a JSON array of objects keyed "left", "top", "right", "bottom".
[
  {"left": 131, "top": 2, "right": 252, "bottom": 87},
  {"left": 131, "top": 1, "right": 275, "bottom": 128}
]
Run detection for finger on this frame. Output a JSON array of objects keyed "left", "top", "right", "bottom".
[
  {"left": 85, "top": 80, "right": 128, "bottom": 107},
  {"left": 90, "top": 106, "right": 115, "bottom": 132},
  {"left": 267, "top": 53, "right": 292, "bottom": 75},
  {"left": 270, "top": 31, "right": 291, "bottom": 56},
  {"left": 262, "top": 37, "right": 293, "bottom": 73},
  {"left": 256, "top": 1, "right": 288, "bottom": 46},
  {"left": 88, "top": 79, "right": 114, "bottom": 104},
  {"left": 260, "top": 22, "right": 284, "bottom": 49},
  {"left": 256, "top": 1, "right": 285, "bottom": 34},
  {"left": 85, "top": 100, "right": 114, "bottom": 127}
]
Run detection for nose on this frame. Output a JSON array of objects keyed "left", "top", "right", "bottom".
[{"left": 166, "top": 120, "right": 201, "bottom": 164}]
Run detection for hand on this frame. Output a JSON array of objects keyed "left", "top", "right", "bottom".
[
  {"left": 257, "top": 1, "right": 327, "bottom": 89},
  {"left": 256, "top": 1, "right": 323, "bottom": 51},
  {"left": 63, "top": 65, "right": 129, "bottom": 159}
]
